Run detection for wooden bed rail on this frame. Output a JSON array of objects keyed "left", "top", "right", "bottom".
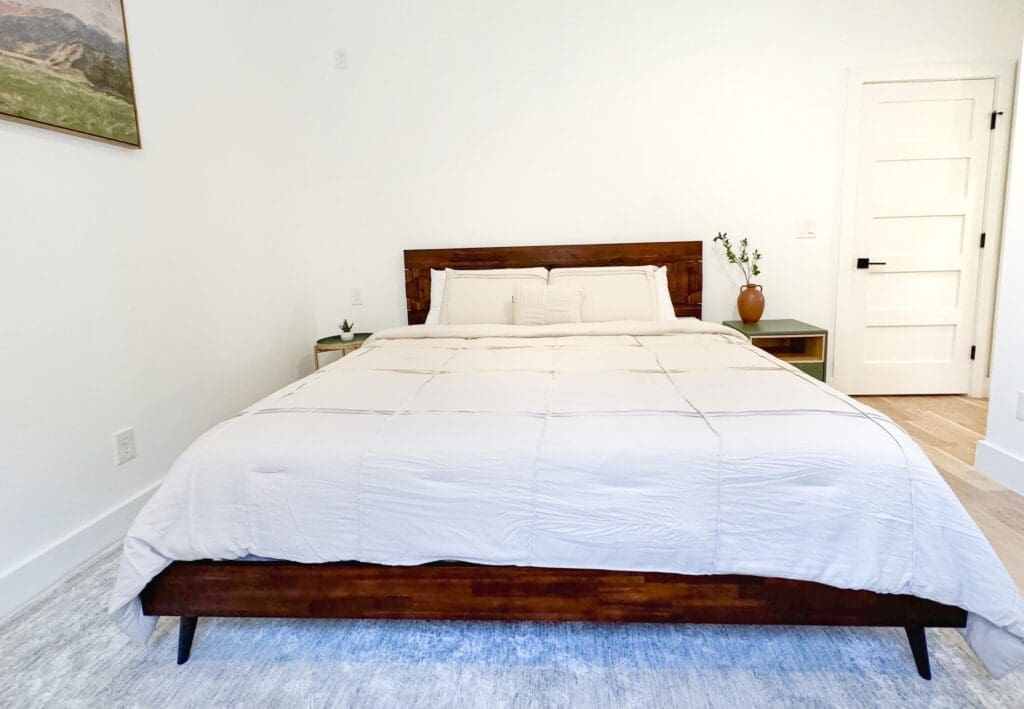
[{"left": 142, "top": 560, "right": 966, "bottom": 678}]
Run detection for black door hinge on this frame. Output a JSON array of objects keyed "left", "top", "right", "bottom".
[
  {"left": 980, "top": 232, "right": 987, "bottom": 248},
  {"left": 970, "top": 345, "right": 977, "bottom": 360},
  {"left": 991, "top": 111, "right": 1004, "bottom": 129}
]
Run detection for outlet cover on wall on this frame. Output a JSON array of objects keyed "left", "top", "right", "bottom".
[
  {"left": 334, "top": 48, "right": 348, "bottom": 70},
  {"left": 113, "top": 427, "right": 136, "bottom": 465},
  {"left": 351, "top": 288, "right": 363, "bottom": 306}
]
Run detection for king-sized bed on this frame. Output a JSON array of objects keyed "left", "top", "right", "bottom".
[{"left": 109, "top": 241, "right": 1024, "bottom": 679}]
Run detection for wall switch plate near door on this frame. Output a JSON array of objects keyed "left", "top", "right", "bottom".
[
  {"left": 114, "top": 427, "right": 136, "bottom": 465},
  {"left": 796, "top": 219, "right": 817, "bottom": 239},
  {"left": 1017, "top": 391, "right": 1024, "bottom": 421}
]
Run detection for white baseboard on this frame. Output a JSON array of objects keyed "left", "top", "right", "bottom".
[
  {"left": 976, "top": 440, "right": 1024, "bottom": 495},
  {"left": 0, "top": 481, "right": 160, "bottom": 622}
]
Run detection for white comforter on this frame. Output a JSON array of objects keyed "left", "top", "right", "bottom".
[{"left": 110, "top": 320, "right": 1024, "bottom": 676}]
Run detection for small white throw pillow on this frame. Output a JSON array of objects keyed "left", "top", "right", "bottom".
[
  {"left": 513, "top": 285, "right": 583, "bottom": 325},
  {"left": 440, "top": 267, "right": 549, "bottom": 325}
]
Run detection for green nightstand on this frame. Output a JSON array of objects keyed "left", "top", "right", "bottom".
[
  {"left": 314, "top": 333, "right": 372, "bottom": 370},
  {"left": 723, "top": 319, "right": 828, "bottom": 382}
]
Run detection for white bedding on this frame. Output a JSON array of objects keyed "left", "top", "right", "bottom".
[{"left": 109, "top": 320, "right": 1024, "bottom": 677}]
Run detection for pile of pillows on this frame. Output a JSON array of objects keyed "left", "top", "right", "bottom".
[{"left": 425, "top": 265, "right": 678, "bottom": 326}]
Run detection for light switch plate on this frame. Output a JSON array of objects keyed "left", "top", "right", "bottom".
[
  {"left": 351, "top": 288, "right": 363, "bottom": 306},
  {"left": 796, "top": 219, "right": 816, "bottom": 239},
  {"left": 1017, "top": 391, "right": 1024, "bottom": 421}
]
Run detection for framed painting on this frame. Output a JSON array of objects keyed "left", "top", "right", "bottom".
[{"left": 0, "top": 0, "right": 140, "bottom": 147}]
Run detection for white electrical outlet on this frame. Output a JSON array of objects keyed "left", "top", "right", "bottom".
[
  {"left": 334, "top": 48, "right": 349, "bottom": 70},
  {"left": 114, "top": 427, "right": 136, "bottom": 465},
  {"left": 351, "top": 288, "right": 364, "bottom": 306},
  {"left": 1017, "top": 391, "right": 1024, "bottom": 421}
]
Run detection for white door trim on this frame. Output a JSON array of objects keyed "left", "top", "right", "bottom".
[{"left": 833, "top": 62, "right": 1016, "bottom": 397}]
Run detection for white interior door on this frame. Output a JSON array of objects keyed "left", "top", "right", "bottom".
[{"left": 836, "top": 78, "right": 995, "bottom": 395}]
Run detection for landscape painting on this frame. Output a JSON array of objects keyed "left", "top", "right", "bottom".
[{"left": 0, "top": 0, "right": 139, "bottom": 146}]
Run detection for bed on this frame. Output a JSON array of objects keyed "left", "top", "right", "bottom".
[{"left": 111, "top": 241, "right": 1024, "bottom": 679}]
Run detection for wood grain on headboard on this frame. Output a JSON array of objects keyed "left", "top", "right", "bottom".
[{"left": 403, "top": 241, "right": 702, "bottom": 324}]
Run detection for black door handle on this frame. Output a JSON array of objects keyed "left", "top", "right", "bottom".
[{"left": 856, "top": 257, "right": 887, "bottom": 269}]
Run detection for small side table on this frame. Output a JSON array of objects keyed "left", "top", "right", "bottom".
[
  {"left": 723, "top": 319, "right": 827, "bottom": 382},
  {"left": 314, "top": 333, "right": 371, "bottom": 370}
]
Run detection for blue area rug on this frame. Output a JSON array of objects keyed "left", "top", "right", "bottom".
[{"left": 1, "top": 548, "right": 1022, "bottom": 707}]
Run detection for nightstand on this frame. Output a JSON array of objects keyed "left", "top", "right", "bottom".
[
  {"left": 723, "top": 319, "right": 827, "bottom": 382},
  {"left": 314, "top": 333, "right": 371, "bottom": 370}
]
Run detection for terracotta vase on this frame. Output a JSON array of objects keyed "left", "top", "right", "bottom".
[{"left": 737, "top": 283, "right": 765, "bottom": 324}]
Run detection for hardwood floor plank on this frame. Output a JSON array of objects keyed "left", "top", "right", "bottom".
[
  {"left": 957, "top": 395, "right": 989, "bottom": 410},
  {"left": 923, "top": 396, "right": 988, "bottom": 436},
  {"left": 876, "top": 396, "right": 981, "bottom": 466}
]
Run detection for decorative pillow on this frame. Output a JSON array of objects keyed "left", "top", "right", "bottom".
[
  {"left": 439, "top": 267, "right": 549, "bottom": 325},
  {"left": 513, "top": 285, "right": 583, "bottom": 325},
  {"left": 548, "top": 265, "right": 659, "bottom": 322},
  {"left": 655, "top": 266, "right": 677, "bottom": 321}
]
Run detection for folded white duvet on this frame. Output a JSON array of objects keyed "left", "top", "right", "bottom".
[{"left": 109, "top": 320, "right": 1024, "bottom": 677}]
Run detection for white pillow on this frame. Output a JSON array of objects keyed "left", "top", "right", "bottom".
[
  {"left": 548, "top": 265, "right": 659, "bottom": 322},
  {"left": 440, "top": 267, "right": 549, "bottom": 325},
  {"left": 655, "top": 266, "right": 677, "bottom": 321},
  {"left": 513, "top": 284, "right": 583, "bottom": 325}
]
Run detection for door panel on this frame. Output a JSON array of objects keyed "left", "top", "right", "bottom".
[
  {"left": 838, "top": 79, "right": 994, "bottom": 395},
  {"left": 868, "top": 215, "right": 964, "bottom": 264},
  {"left": 871, "top": 96, "right": 975, "bottom": 144},
  {"left": 866, "top": 271, "right": 960, "bottom": 310}
]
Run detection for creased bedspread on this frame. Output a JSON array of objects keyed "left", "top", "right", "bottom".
[{"left": 109, "top": 320, "right": 1024, "bottom": 676}]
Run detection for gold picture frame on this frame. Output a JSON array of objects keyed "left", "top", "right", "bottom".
[{"left": 0, "top": 0, "right": 141, "bottom": 148}]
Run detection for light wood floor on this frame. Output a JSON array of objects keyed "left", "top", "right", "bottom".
[{"left": 855, "top": 395, "right": 1024, "bottom": 591}]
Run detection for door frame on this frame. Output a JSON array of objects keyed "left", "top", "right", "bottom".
[{"left": 832, "top": 62, "right": 1016, "bottom": 397}]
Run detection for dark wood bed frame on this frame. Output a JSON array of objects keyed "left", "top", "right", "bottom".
[{"left": 142, "top": 241, "right": 966, "bottom": 678}]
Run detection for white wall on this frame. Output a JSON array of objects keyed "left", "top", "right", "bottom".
[
  {"left": 977, "top": 44, "right": 1024, "bottom": 493},
  {"left": 289, "top": 0, "right": 1024, "bottom": 336},
  {"left": 0, "top": 3, "right": 318, "bottom": 617}
]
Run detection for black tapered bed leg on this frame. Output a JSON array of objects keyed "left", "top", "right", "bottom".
[
  {"left": 905, "top": 626, "right": 931, "bottom": 679},
  {"left": 177, "top": 616, "right": 198, "bottom": 665}
]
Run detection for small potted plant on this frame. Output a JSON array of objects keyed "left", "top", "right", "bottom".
[
  {"left": 713, "top": 232, "right": 764, "bottom": 324},
  {"left": 339, "top": 319, "right": 355, "bottom": 342}
]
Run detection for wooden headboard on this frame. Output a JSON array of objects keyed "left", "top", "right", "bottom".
[{"left": 403, "top": 241, "right": 702, "bottom": 324}]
